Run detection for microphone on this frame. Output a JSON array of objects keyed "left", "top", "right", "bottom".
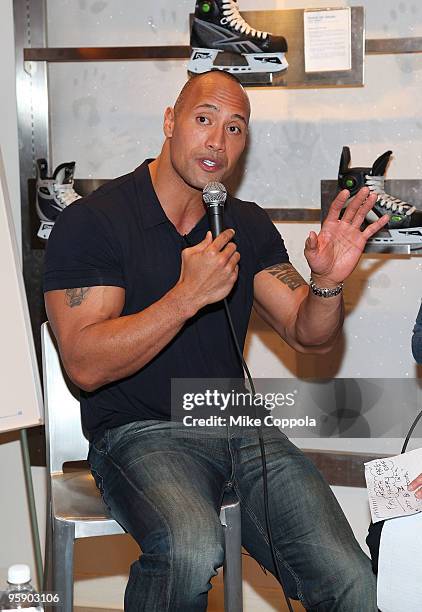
[{"left": 203, "top": 181, "right": 227, "bottom": 238}]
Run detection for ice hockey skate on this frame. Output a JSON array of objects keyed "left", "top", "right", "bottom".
[
  {"left": 189, "top": 0, "right": 288, "bottom": 79},
  {"left": 36, "top": 158, "right": 82, "bottom": 240},
  {"left": 338, "top": 146, "right": 422, "bottom": 249}
]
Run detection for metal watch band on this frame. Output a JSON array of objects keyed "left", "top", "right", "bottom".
[{"left": 309, "top": 277, "right": 344, "bottom": 298}]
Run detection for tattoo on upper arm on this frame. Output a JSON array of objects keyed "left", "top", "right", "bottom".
[
  {"left": 65, "top": 287, "right": 91, "bottom": 308},
  {"left": 265, "top": 263, "right": 307, "bottom": 290}
]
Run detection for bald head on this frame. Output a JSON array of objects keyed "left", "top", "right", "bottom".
[
  {"left": 174, "top": 71, "right": 251, "bottom": 122},
  {"left": 158, "top": 69, "right": 250, "bottom": 192}
]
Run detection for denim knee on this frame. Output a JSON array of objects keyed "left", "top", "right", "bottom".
[
  {"left": 172, "top": 523, "right": 225, "bottom": 582},
  {"left": 307, "top": 551, "right": 376, "bottom": 610},
  {"left": 135, "top": 519, "right": 225, "bottom": 610}
]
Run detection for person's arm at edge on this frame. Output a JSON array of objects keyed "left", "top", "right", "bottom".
[
  {"left": 407, "top": 302, "right": 422, "bottom": 495},
  {"left": 411, "top": 301, "right": 422, "bottom": 365}
]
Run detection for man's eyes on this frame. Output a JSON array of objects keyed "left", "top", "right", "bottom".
[{"left": 195, "top": 116, "right": 242, "bottom": 134}]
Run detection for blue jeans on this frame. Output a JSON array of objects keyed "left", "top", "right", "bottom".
[
  {"left": 88, "top": 421, "right": 376, "bottom": 611},
  {"left": 412, "top": 302, "right": 422, "bottom": 364}
]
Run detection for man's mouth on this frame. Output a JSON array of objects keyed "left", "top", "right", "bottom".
[{"left": 198, "top": 158, "right": 222, "bottom": 172}]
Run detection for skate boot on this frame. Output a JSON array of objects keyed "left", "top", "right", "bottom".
[
  {"left": 36, "top": 158, "right": 82, "bottom": 240},
  {"left": 338, "top": 146, "right": 422, "bottom": 248},
  {"left": 189, "top": 0, "right": 288, "bottom": 77}
]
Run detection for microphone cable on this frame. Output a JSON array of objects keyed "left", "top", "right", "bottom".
[
  {"left": 223, "top": 298, "right": 295, "bottom": 612},
  {"left": 401, "top": 407, "right": 422, "bottom": 454},
  {"left": 202, "top": 180, "right": 293, "bottom": 609}
]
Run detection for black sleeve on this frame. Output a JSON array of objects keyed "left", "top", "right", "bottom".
[
  {"left": 43, "top": 202, "right": 125, "bottom": 292},
  {"left": 250, "top": 203, "right": 289, "bottom": 274},
  {"left": 412, "top": 301, "right": 422, "bottom": 364}
]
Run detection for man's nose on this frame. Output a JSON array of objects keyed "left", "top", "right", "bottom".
[{"left": 206, "top": 125, "right": 225, "bottom": 152}]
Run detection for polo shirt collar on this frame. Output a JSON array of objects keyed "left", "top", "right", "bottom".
[
  {"left": 133, "top": 159, "right": 169, "bottom": 229},
  {"left": 133, "top": 158, "right": 232, "bottom": 233}
]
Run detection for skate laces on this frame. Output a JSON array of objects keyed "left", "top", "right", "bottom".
[
  {"left": 365, "top": 175, "right": 416, "bottom": 216},
  {"left": 53, "top": 183, "right": 82, "bottom": 208},
  {"left": 221, "top": 0, "right": 269, "bottom": 39}
]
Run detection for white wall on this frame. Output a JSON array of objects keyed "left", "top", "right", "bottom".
[{"left": 0, "top": 0, "right": 421, "bottom": 609}]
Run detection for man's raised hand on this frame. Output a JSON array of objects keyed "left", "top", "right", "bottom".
[{"left": 304, "top": 187, "right": 389, "bottom": 286}]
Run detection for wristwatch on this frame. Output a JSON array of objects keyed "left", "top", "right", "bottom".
[{"left": 309, "top": 277, "right": 344, "bottom": 298}]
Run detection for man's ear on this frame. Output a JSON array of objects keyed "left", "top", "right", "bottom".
[{"left": 163, "top": 107, "right": 175, "bottom": 138}]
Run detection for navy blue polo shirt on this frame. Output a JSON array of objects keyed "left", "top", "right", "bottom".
[{"left": 44, "top": 160, "right": 289, "bottom": 442}]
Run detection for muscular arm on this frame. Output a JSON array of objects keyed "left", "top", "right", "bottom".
[
  {"left": 253, "top": 262, "right": 343, "bottom": 353},
  {"left": 45, "top": 283, "right": 195, "bottom": 392},
  {"left": 252, "top": 187, "right": 391, "bottom": 353},
  {"left": 45, "top": 229, "right": 240, "bottom": 392}
]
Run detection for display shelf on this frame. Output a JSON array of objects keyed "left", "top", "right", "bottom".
[
  {"left": 365, "top": 36, "right": 422, "bottom": 54},
  {"left": 27, "top": 178, "right": 322, "bottom": 250},
  {"left": 23, "top": 7, "right": 365, "bottom": 88},
  {"left": 267, "top": 209, "right": 321, "bottom": 223},
  {"left": 24, "top": 35, "right": 422, "bottom": 63},
  {"left": 303, "top": 450, "right": 392, "bottom": 488},
  {"left": 24, "top": 46, "right": 191, "bottom": 62}
]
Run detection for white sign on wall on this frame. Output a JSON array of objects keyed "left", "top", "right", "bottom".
[
  {"left": 304, "top": 7, "right": 352, "bottom": 72},
  {"left": 0, "top": 148, "right": 43, "bottom": 433}
]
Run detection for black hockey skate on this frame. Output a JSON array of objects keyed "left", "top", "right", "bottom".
[
  {"left": 36, "top": 158, "right": 82, "bottom": 240},
  {"left": 338, "top": 146, "right": 422, "bottom": 248},
  {"left": 189, "top": 0, "right": 288, "bottom": 77}
]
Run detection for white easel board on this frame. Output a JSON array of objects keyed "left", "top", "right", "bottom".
[{"left": 0, "top": 148, "right": 43, "bottom": 433}]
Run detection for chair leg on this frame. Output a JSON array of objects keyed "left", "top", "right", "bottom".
[
  {"left": 221, "top": 500, "right": 243, "bottom": 612},
  {"left": 52, "top": 518, "right": 75, "bottom": 612}
]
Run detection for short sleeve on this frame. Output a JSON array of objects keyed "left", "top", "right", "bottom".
[
  {"left": 251, "top": 205, "right": 289, "bottom": 274},
  {"left": 43, "top": 202, "right": 125, "bottom": 292}
]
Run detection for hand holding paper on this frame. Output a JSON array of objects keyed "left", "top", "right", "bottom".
[
  {"left": 408, "top": 472, "right": 422, "bottom": 498},
  {"left": 364, "top": 448, "right": 422, "bottom": 523}
]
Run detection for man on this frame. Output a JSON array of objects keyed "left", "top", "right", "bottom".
[{"left": 44, "top": 71, "right": 388, "bottom": 611}]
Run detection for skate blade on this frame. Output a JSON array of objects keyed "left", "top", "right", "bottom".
[
  {"left": 37, "top": 221, "right": 54, "bottom": 240},
  {"left": 188, "top": 48, "right": 288, "bottom": 75},
  {"left": 242, "top": 52, "right": 288, "bottom": 73},
  {"left": 367, "top": 228, "right": 422, "bottom": 246}
]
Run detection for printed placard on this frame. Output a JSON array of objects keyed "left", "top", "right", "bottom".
[{"left": 304, "top": 8, "right": 352, "bottom": 72}]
